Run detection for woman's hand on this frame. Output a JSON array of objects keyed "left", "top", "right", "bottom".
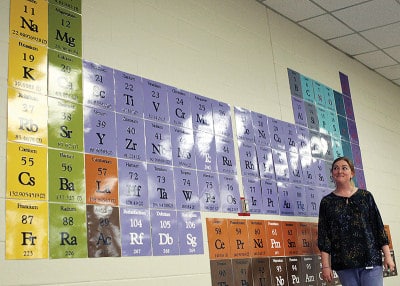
[
  {"left": 383, "top": 254, "right": 396, "bottom": 272},
  {"left": 322, "top": 266, "right": 333, "bottom": 282},
  {"left": 382, "top": 245, "right": 396, "bottom": 273}
]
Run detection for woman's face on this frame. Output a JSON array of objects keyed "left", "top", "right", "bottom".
[{"left": 332, "top": 159, "right": 354, "bottom": 184}]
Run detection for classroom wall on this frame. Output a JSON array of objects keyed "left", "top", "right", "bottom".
[{"left": 1, "top": 0, "right": 399, "bottom": 285}]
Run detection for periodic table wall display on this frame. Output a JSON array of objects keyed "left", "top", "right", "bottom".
[{"left": 4, "top": 1, "right": 396, "bottom": 284}]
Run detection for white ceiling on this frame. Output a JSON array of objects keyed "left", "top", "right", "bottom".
[{"left": 256, "top": 0, "right": 400, "bottom": 87}]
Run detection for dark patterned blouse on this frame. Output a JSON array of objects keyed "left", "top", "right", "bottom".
[{"left": 318, "top": 189, "right": 389, "bottom": 271}]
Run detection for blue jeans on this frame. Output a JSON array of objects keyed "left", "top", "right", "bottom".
[{"left": 336, "top": 266, "right": 383, "bottom": 286}]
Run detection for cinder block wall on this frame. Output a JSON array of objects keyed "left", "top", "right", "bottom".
[{"left": 1, "top": 0, "right": 399, "bottom": 285}]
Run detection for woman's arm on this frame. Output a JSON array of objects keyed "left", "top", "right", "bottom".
[
  {"left": 382, "top": 245, "right": 395, "bottom": 272},
  {"left": 321, "top": 251, "right": 333, "bottom": 282}
]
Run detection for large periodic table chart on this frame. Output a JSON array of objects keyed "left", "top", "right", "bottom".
[{"left": 5, "top": 2, "right": 397, "bottom": 281}]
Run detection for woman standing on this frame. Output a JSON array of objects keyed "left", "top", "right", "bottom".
[{"left": 318, "top": 157, "right": 395, "bottom": 285}]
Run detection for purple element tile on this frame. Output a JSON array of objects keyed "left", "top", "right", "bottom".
[
  {"left": 147, "top": 164, "right": 175, "bottom": 209},
  {"left": 251, "top": 111, "right": 271, "bottom": 146},
  {"left": 114, "top": 69, "right": 144, "bottom": 117},
  {"left": 174, "top": 167, "right": 200, "bottom": 211},
  {"left": 260, "top": 179, "right": 279, "bottom": 215},
  {"left": 238, "top": 141, "right": 259, "bottom": 178},
  {"left": 150, "top": 209, "right": 179, "bottom": 256},
  {"left": 256, "top": 145, "right": 275, "bottom": 180},
  {"left": 118, "top": 159, "right": 148, "bottom": 208},
  {"left": 83, "top": 106, "right": 116, "bottom": 156},
  {"left": 343, "top": 95, "right": 355, "bottom": 120},
  {"left": 324, "top": 160, "right": 335, "bottom": 189},
  {"left": 278, "top": 182, "right": 295, "bottom": 216},
  {"left": 355, "top": 168, "right": 366, "bottom": 189},
  {"left": 120, "top": 207, "right": 151, "bottom": 256},
  {"left": 284, "top": 122, "right": 298, "bottom": 153},
  {"left": 320, "top": 133, "right": 334, "bottom": 161},
  {"left": 194, "top": 131, "right": 217, "bottom": 172},
  {"left": 191, "top": 93, "right": 214, "bottom": 133},
  {"left": 293, "top": 185, "right": 307, "bottom": 217},
  {"left": 215, "top": 135, "right": 237, "bottom": 175},
  {"left": 170, "top": 126, "right": 196, "bottom": 169},
  {"left": 305, "top": 186, "right": 320, "bottom": 217},
  {"left": 304, "top": 102, "right": 319, "bottom": 131},
  {"left": 242, "top": 177, "right": 263, "bottom": 214},
  {"left": 351, "top": 143, "right": 363, "bottom": 169},
  {"left": 309, "top": 130, "right": 323, "bottom": 158},
  {"left": 315, "top": 158, "right": 328, "bottom": 188},
  {"left": 296, "top": 125, "right": 311, "bottom": 157},
  {"left": 287, "top": 151, "right": 303, "bottom": 185},
  {"left": 313, "top": 81, "right": 326, "bottom": 107},
  {"left": 116, "top": 113, "right": 146, "bottom": 161},
  {"left": 145, "top": 120, "right": 172, "bottom": 165},
  {"left": 272, "top": 149, "right": 290, "bottom": 182},
  {"left": 288, "top": 68, "right": 303, "bottom": 98},
  {"left": 347, "top": 119, "right": 359, "bottom": 144},
  {"left": 198, "top": 171, "right": 220, "bottom": 212},
  {"left": 177, "top": 211, "right": 204, "bottom": 255},
  {"left": 269, "top": 118, "right": 286, "bottom": 150},
  {"left": 339, "top": 72, "right": 351, "bottom": 97},
  {"left": 219, "top": 174, "right": 241, "bottom": 213},
  {"left": 291, "top": 96, "right": 308, "bottom": 127},
  {"left": 300, "top": 155, "right": 317, "bottom": 186},
  {"left": 213, "top": 101, "right": 233, "bottom": 138},
  {"left": 143, "top": 78, "right": 169, "bottom": 123},
  {"left": 83, "top": 60, "right": 115, "bottom": 110},
  {"left": 167, "top": 86, "right": 192, "bottom": 129},
  {"left": 234, "top": 106, "right": 254, "bottom": 143}
]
